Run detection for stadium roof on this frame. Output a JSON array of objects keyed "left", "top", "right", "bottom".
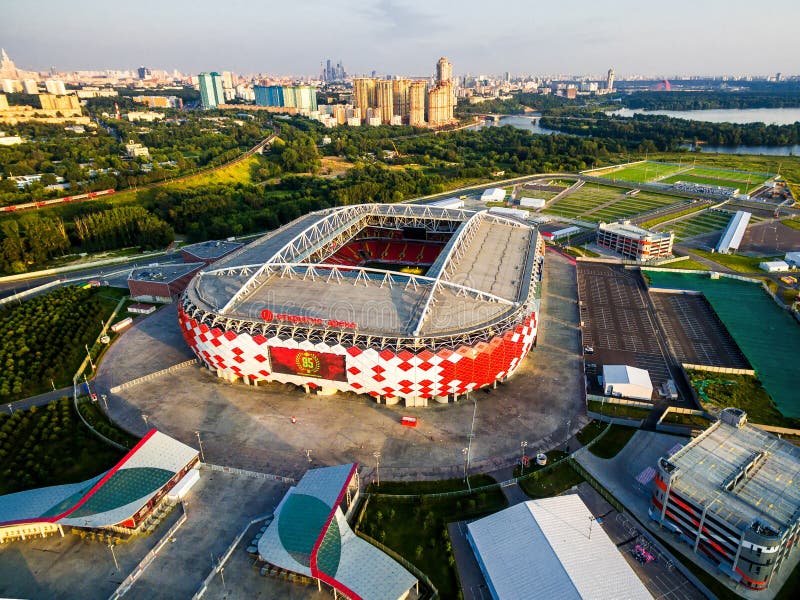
[
  {"left": 716, "top": 211, "right": 751, "bottom": 254},
  {"left": 258, "top": 463, "right": 417, "bottom": 600},
  {"left": 661, "top": 414, "right": 800, "bottom": 534},
  {"left": 184, "top": 204, "right": 542, "bottom": 343},
  {"left": 128, "top": 262, "right": 203, "bottom": 284},
  {"left": 0, "top": 430, "right": 198, "bottom": 529},
  {"left": 181, "top": 240, "right": 244, "bottom": 260},
  {"left": 467, "top": 495, "right": 652, "bottom": 600}
]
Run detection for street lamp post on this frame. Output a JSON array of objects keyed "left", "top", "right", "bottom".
[
  {"left": 195, "top": 430, "right": 205, "bottom": 462},
  {"left": 305, "top": 449, "right": 312, "bottom": 463},
  {"left": 142, "top": 413, "right": 149, "bottom": 428},
  {"left": 108, "top": 543, "right": 119, "bottom": 571},
  {"left": 85, "top": 344, "right": 95, "bottom": 372},
  {"left": 564, "top": 418, "right": 571, "bottom": 453},
  {"left": 462, "top": 448, "right": 469, "bottom": 490},
  {"left": 520, "top": 441, "right": 528, "bottom": 474},
  {"left": 373, "top": 451, "right": 381, "bottom": 487}
]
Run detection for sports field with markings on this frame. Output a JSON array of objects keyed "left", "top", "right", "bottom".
[
  {"left": 542, "top": 183, "right": 687, "bottom": 222},
  {"left": 592, "top": 161, "right": 773, "bottom": 190}
]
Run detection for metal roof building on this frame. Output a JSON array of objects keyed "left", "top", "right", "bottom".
[
  {"left": 467, "top": 495, "right": 652, "bottom": 600},
  {"left": 651, "top": 408, "right": 800, "bottom": 591},
  {"left": 258, "top": 463, "right": 418, "bottom": 600},
  {"left": 715, "top": 211, "right": 751, "bottom": 254},
  {"left": 0, "top": 430, "right": 199, "bottom": 543},
  {"left": 480, "top": 188, "right": 506, "bottom": 202},
  {"left": 602, "top": 364, "right": 653, "bottom": 401},
  {"left": 180, "top": 239, "right": 244, "bottom": 266}
]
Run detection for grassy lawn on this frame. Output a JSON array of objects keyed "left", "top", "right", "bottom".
[
  {"left": 641, "top": 203, "right": 707, "bottom": 228},
  {"left": 596, "top": 161, "right": 684, "bottom": 183},
  {"left": 366, "top": 474, "right": 497, "bottom": 495},
  {"left": 649, "top": 152, "right": 797, "bottom": 186},
  {"left": 655, "top": 259, "right": 711, "bottom": 270},
  {"left": 587, "top": 400, "right": 652, "bottom": 420},
  {"left": 691, "top": 249, "right": 780, "bottom": 273},
  {"left": 518, "top": 461, "right": 584, "bottom": 498},
  {"left": 576, "top": 420, "right": 607, "bottom": 446},
  {"left": 587, "top": 425, "right": 639, "bottom": 459},
  {"left": 0, "top": 397, "right": 128, "bottom": 495},
  {"left": 77, "top": 398, "right": 141, "bottom": 450},
  {"left": 662, "top": 173, "right": 759, "bottom": 191},
  {"left": 359, "top": 484, "right": 507, "bottom": 597},
  {"left": 781, "top": 218, "right": 800, "bottom": 231},
  {"left": 688, "top": 370, "right": 800, "bottom": 429},
  {"left": 661, "top": 412, "right": 712, "bottom": 428}
]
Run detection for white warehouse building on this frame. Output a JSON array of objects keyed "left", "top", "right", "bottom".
[
  {"left": 602, "top": 365, "right": 653, "bottom": 401},
  {"left": 715, "top": 211, "right": 751, "bottom": 254},
  {"left": 481, "top": 188, "right": 506, "bottom": 202}
]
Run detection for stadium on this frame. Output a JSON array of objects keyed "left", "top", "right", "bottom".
[{"left": 178, "top": 203, "right": 544, "bottom": 406}]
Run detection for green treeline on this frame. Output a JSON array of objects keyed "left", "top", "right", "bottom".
[
  {"left": 0, "top": 206, "right": 173, "bottom": 273},
  {"left": 622, "top": 91, "right": 800, "bottom": 111},
  {"left": 540, "top": 114, "right": 800, "bottom": 150}
]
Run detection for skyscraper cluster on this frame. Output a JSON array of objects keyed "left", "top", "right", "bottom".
[
  {"left": 322, "top": 59, "right": 347, "bottom": 83},
  {"left": 352, "top": 57, "right": 456, "bottom": 127}
]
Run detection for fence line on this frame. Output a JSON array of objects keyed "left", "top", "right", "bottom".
[
  {"left": 200, "top": 462, "right": 295, "bottom": 484},
  {"left": 109, "top": 504, "right": 188, "bottom": 600},
  {"left": 73, "top": 296, "right": 130, "bottom": 451},
  {"left": 192, "top": 513, "right": 273, "bottom": 600},
  {"left": 109, "top": 359, "right": 199, "bottom": 393},
  {"left": 355, "top": 531, "right": 438, "bottom": 599}
]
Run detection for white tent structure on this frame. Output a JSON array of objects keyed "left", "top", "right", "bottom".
[
  {"left": 602, "top": 364, "right": 653, "bottom": 401},
  {"left": 481, "top": 188, "right": 506, "bottom": 202}
]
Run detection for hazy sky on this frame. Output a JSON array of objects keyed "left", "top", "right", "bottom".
[{"left": 2, "top": 0, "right": 799, "bottom": 77}]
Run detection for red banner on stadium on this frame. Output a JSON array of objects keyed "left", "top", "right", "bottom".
[{"left": 268, "top": 347, "right": 348, "bottom": 382}]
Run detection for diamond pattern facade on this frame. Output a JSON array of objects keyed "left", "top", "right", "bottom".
[{"left": 178, "top": 307, "right": 537, "bottom": 401}]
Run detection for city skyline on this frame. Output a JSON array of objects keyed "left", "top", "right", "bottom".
[{"left": 2, "top": 0, "right": 799, "bottom": 77}]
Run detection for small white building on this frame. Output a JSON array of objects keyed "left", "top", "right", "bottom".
[
  {"left": 760, "top": 260, "right": 790, "bottom": 273},
  {"left": 520, "top": 197, "right": 546, "bottom": 209},
  {"left": 603, "top": 365, "right": 653, "bottom": 401},
  {"left": 481, "top": 187, "right": 506, "bottom": 203},
  {"left": 785, "top": 252, "right": 800, "bottom": 268}
]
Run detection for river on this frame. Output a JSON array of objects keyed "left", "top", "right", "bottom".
[
  {"left": 608, "top": 107, "right": 800, "bottom": 125},
  {"left": 470, "top": 114, "right": 560, "bottom": 135}
]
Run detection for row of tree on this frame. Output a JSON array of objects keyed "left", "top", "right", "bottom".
[
  {"left": 621, "top": 90, "right": 800, "bottom": 111},
  {"left": 540, "top": 113, "right": 800, "bottom": 150}
]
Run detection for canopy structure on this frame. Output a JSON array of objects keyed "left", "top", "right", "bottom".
[
  {"left": 258, "top": 463, "right": 417, "bottom": 600},
  {"left": 0, "top": 430, "right": 198, "bottom": 535}
]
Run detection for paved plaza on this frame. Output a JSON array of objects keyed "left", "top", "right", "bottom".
[{"left": 98, "top": 252, "right": 586, "bottom": 480}]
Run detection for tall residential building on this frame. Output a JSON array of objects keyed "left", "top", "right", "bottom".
[
  {"left": 44, "top": 79, "right": 66, "bottom": 95},
  {"left": 38, "top": 94, "right": 81, "bottom": 112},
  {"left": 137, "top": 66, "right": 152, "bottom": 80},
  {"left": 352, "top": 78, "right": 376, "bottom": 121},
  {"left": 0, "top": 49, "right": 19, "bottom": 79},
  {"left": 198, "top": 72, "right": 225, "bottom": 108},
  {"left": 436, "top": 57, "right": 452, "bottom": 84},
  {"left": 254, "top": 85, "right": 317, "bottom": 111},
  {"left": 254, "top": 85, "right": 284, "bottom": 107},
  {"left": 392, "top": 79, "right": 411, "bottom": 119},
  {"left": 409, "top": 80, "right": 427, "bottom": 126},
  {"left": 427, "top": 82, "right": 454, "bottom": 127},
  {"left": 376, "top": 80, "right": 394, "bottom": 124},
  {"left": 607, "top": 67, "right": 615, "bottom": 92}
]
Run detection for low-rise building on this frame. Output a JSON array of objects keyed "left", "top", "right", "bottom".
[
  {"left": 651, "top": 408, "right": 800, "bottom": 591},
  {"left": 716, "top": 211, "right": 751, "bottom": 254},
  {"left": 124, "top": 141, "right": 150, "bottom": 157},
  {"left": 602, "top": 364, "right": 653, "bottom": 400},
  {"left": 468, "top": 495, "right": 652, "bottom": 599},
  {"left": 760, "top": 260, "right": 790, "bottom": 272},
  {"left": 481, "top": 188, "right": 506, "bottom": 203},
  {"left": 784, "top": 251, "right": 800, "bottom": 268},
  {"left": 128, "top": 263, "right": 203, "bottom": 302},
  {"left": 596, "top": 221, "right": 673, "bottom": 261}
]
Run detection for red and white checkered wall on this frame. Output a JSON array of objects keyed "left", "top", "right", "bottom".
[{"left": 178, "top": 307, "right": 537, "bottom": 400}]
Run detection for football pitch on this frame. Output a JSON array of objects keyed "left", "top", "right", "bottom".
[
  {"left": 592, "top": 161, "right": 772, "bottom": 189},
  {"left": 592, "top": 161, "right": 685, "bottom": 183},
  {"left": 542, "top": 183, "right": 687, "bottom": 222}
]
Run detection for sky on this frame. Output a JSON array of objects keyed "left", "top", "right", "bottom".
[{"left": 2, "top": 0, "right": 799, "bottom": 77}]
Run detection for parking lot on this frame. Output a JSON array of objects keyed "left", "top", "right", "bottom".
[
  {"left": 651, "top": 291, "right": 750, "bottom": 369},
  {"left": 577, "top": 262, "right": 673, "bottom": 397}
]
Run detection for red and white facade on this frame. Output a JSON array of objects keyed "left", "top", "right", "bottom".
[{"left": 178, "top": 308, "right": 537, "bottom": 403}]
